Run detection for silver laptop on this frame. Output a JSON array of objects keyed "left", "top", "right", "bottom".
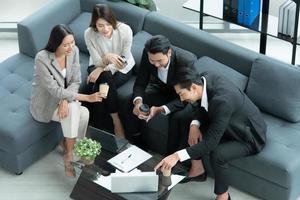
[
  {"left": 110, "top": 172, "right": 159, "bottom": 193},
  {"left": 87, "top": 126, "right": 129, "bottom": 153}
]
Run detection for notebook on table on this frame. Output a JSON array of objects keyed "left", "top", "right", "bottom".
[{"left": 107, "top": 145, "right": 152, "bottom": 173}]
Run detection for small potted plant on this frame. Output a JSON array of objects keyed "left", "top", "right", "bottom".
[{"left": 74, "top": 138, "right": 102, "bottom": 165}]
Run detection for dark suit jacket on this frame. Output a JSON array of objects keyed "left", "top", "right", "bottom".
[
  {"left": 186, "top": 72, "right": 267, "bottom": 159},
  {"left": 133, "top": 46, "right": 197, "bottom": 112}
]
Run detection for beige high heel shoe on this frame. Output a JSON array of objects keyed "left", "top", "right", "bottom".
[{"left": 63, "top": 153, "right": 76, "bottom": 177}]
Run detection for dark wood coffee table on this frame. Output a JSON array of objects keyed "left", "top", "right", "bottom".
[{"left": 70, "top": 144, "right": 186, "bottom": 200}]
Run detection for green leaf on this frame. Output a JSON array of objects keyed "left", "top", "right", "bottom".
[
  {"left": 120, "top": 0, "right": 157, "bottom": 10},
  {"left": 74, "top": 137, "right": 102, "bottom": 157}
]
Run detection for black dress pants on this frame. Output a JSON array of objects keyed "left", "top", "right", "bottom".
[
  {"left": 209, "top": 140, "right": 255, "bottom": 194},
  {"left": 124, "top": 83, "right": 195, "bottom": 153},
  {"left": 89, "top": 70, "right": 131, "bottom": 121},
  {"left": 166, "top": 103, "right": 197, "bottom": 154},
  {"left": 179, "top": 122, "right": 257, "bottom": 195}
]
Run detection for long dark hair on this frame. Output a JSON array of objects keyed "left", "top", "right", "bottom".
[
  {"left": 44, "top": 24, "right": 74, "bottom": 52},
  {"left": 89, "top": 4, "right": 117, "bottom": 31}
]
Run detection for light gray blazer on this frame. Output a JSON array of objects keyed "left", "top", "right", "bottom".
[
  {"left": 84, "top": 22, "right": 135, "bottom": 74},
  {"left": 30, "top": 46, "right": 81, "bottom": 123}
]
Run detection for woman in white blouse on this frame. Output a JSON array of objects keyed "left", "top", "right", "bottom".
[
  {"left": 84, "top": 4, "right": 135, "bottom": 138},
  {"left": 30, "top": 24, "right": 102, "bottom": 177}
]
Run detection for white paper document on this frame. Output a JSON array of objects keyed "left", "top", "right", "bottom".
[
  {"left": 94, "top": 175, "right": 111, "bottom": 190},
  {"left": 107, "top": 145, "right": 152, "bottom": 172},
  {"left": 168, "top": 174, "right": 185, "bottom": 190}
]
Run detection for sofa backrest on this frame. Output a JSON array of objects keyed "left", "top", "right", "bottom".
[
  {"left": 69, "top": 0, "right": 149, "bottom": 55},
  {"left": 246, "top": 55, "right": 300, "bottom": 123},
  {"left": 80, "top": 0, "right": 149, "bottom": 35},
  {"left": 195, "top": 56, "right": 248, "bottom": 91},
  {"left": 80, "top": 0, "right": 107, "bottom": 11},
  {"left": 142, "top": 12, "right": 259, "bottom": 77},
  {"left": 68, "top": 12, "right": 91, "bottom": 54},
  {"left": 18, "top": 0, "right": 81, "bottom": 58}
]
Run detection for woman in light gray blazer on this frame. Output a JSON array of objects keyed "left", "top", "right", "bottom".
[
  {"left": 30, "top": 24, "right": 102, "bottom": 177},
  {"left": 84, "top": 4, "right": 135, "bottom": 138}
]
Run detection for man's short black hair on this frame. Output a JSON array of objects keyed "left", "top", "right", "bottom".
[
  {"left": 174, "top": 67, "right": 203, "bottom": 90},
  {"left": 144, "top": 35, "right": 171, "bottom": 54}
]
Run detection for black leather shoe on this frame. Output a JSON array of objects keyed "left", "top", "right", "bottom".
[{"left": 179, "top": 171, "right": 207, "bottom": 184}]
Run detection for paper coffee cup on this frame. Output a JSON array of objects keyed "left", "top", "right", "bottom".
[
  {"left": 139, "top": 104, "right": 150, "bottom": 116},
  {"left": 99, "top": 83, "right": 109, "bottom": 99},
  {"left": 162, "top": 169, "right": 171, "bottom": 177}
]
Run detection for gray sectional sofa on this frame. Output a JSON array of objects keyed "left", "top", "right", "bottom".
[{"left": 1, "top": 0, "right": 300, "bottom": 199}]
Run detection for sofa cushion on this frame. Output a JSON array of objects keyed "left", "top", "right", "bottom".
[
  {"left": 0, "top": 54, "right": 61, "bottom": 154},
  {"left": 117, "top": 76, "right": 136, "bottom": 102},
  {"left": 69, "top": 12, "right": 91, "bottom": 54},
  {"left": 132, "top": 31, "right": 152, "bottom": 74},
  {"left": 117, "top": 76, "right": 136, "bottom": 117},
  {"left": 246, "top": 57, "right": 300, "bottom": 122},
  {"left": 195, "top": 56, "right": 248, "bottom": 91},
  {"left": 231, "top": 112, "right": 300, "bottom": 188},
  {"left": 78, "top": 52, "right": 90, "bottom": 93}
]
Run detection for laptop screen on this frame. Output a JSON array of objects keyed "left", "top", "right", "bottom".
[
  {"left": 111, "top": 172, "right": 159, "bottom": 193},
  {"left": 87, "top": 126, "right": 128, "bottom": 153}
]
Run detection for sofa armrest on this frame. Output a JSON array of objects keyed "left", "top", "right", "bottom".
[{"left": 18, "top": 0, "right": 81, "bottom": 58}]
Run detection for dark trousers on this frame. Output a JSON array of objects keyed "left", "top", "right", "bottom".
[
  {"left": 209, "top": 140, "right": 255, "bottom": 194},
  {"left": 179, "top": 122, "right": 256, "bottom": 194},
  {"left": 88, "top": 70, "right": 131, "bottom": 124},
  {"left": 124, "top": 83, "right": 195, "bottom": 153},
  {"left": 167, "top": 103, "right": 197, "bottom": 154}
]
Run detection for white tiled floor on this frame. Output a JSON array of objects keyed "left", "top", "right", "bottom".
[
  {"left": 0, "top": 147, "right": 77, "bottom": 200},
  {"left": 0, "top": 32, "right": 18, "bottom": 62}
]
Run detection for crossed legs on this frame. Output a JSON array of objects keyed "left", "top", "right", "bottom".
[{"left": 52, "top": 102, "right": 90, "bottom": 177}]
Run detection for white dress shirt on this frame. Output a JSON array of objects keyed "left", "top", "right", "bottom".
[
  {"left": 177, "top": 76, "right": 208, "bottom": 162},
  {"left": 133, "top": 60, "right": 171, "bottom": 114}
]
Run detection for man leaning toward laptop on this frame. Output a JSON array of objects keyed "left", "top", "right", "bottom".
[{"left": 154, "top": 68, "right": 266, "bottom": 200}]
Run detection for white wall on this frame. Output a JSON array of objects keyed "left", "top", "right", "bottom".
[
  {"left": 0, "top": 0, "right": 49, "bottom": 22},
  {"left": 269, "top": 0, "right": 287, "bottom": 16},
  {"left": 154, "top": 0, "right": 199, "bottom": 23},
  {"left": 0, "top": 0, "right": 288, "bottom": 23}
]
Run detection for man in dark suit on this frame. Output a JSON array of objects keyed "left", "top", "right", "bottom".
[
  {"left": 155, "top": 69, "right": 267, "bottom": 200},
  {"left": 127, "top": 35, "right": 197, "bottom": 153}
]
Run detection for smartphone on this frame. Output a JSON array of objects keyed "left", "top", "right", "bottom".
[{"left": 120, "top": 55, "right": 128, "bottom": 65}]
